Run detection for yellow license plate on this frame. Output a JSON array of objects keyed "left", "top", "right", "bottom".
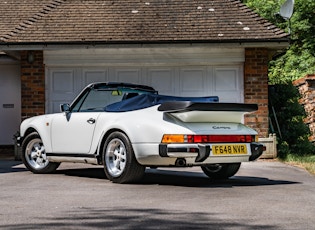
[{"left": 212, "top": 144, "right": 247, "bottom": 155}]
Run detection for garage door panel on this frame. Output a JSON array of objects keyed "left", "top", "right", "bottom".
[
  {"left": 48, "top": 68, "right": 79, "bottom": 113},
  {"left": 147, "top": 69, "right": 174, "bottom": 95},
  {"left": 179, "top": 68, "right": 207, "bottom": 97},
  {"left": 214, "top": 69, "right": 238, "bottom": 91},
  {"left": 83, "top": 69, "right": 108, "bottom": 85},
  {"left": 114, "top": 68, "right": 141, "bottom": 84},
  {"left": 51, "top": 101, "right": 63, "bottom": 113},
  {"left": 49, "top": 69, "right": 79, "bottom": 102},
  {"left": 214, "top": 68, "right": 242, "bottom": 102},
  {"left": 51, "top": 70, "right": 74, "bottom": 94}
]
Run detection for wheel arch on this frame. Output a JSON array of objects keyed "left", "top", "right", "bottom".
[
  {"left": 98, "top": 128, "right": 129, "bottom": 164},
  {"left": 21, "top": 128, "right": 38, "bottom": 149},
  {"left": 23, "top": 127, "right": 38, "bottom": 139}
]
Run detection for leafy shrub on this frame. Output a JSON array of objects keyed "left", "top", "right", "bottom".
[{"left": 269, "top": 84, "right": 315, "bottom": 158}]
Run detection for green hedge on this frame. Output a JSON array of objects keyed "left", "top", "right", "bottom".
[{"left": 269, "top": 84, "right": 315, "bottom": 158}]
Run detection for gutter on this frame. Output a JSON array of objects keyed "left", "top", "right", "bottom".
[{"left": 0, "top": 38, "right": 290, "bottom": 51}]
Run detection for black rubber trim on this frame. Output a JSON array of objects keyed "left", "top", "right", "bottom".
[
  {"left": 195, "top": 144, "right": 211, "bottom": 162},
  {"left": 159, "top": 144, "right": 168, "bottom": 157},
  {"left": 92, "top": 82, "right": 157, "bottom": 93},
  {"left": 249, "top": 142, "right": 265, "bottom": 161},
  {"left": 159, "top": 143, "right": 211, "bottom": 163},
  {"left": 158, "top": 101, "right": 258, "bottom": 113}
]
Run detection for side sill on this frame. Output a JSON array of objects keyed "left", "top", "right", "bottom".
[{"left": 46, "top": 153, "right": 100, "bottom": 165}]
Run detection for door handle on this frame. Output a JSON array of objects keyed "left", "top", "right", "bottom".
[{"left": 87, "top": 118, "right": 96, "bottom": 124}]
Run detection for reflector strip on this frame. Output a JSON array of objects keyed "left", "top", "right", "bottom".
[{"left": 161, "top": 134, "right": 255, "bottom": 143}]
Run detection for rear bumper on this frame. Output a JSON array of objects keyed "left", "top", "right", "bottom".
[
  {"left": 159, "top": 142, "right": 264, "bottom": 162},
  {"left": 249, "top": 142, "right": 265, "bottom": 161}
]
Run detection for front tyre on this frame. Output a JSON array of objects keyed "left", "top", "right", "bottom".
[
  {"left": 21, "top": 132, "right": 60, "bottom": 173},
  {"left": 201, "top": 163, "right": 241, "bottom": 180},
  {"left": 103, "top": 132, "right": 145, "bottom": 183}
]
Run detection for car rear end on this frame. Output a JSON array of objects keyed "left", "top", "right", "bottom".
[
  {"left": 134, "top": 101, "right": 264, "bottom": 167},
  {"left": 158, "top": 123, "right": 264, "bottom": 166}
]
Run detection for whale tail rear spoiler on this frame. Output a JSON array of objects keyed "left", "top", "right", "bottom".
[{"left": 158, "top": 102, "right": 258, "bottom": 123}]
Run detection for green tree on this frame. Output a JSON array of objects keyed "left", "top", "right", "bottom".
[
  {"left": 269, "top": 84, "right": 314, "bottom": 157},
  {"left": 243, "top": 0, "right": 315, "bottom": 83},
  {"left": 243, "top": 0, "right": 315, "bottom": 157}
]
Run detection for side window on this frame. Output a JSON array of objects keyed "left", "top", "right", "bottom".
[
  {"left": 72, "top": 89, "right": 122, "bottom": 112},
  {"left": 71, "top": 89, "right": 89, "bottom": 112},
  {"left": 79, "top": 90, "right": 107, "bottom": 111}
]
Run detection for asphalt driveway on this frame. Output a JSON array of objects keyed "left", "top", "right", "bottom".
[{"left": 0, "top": 155, "right": 314, "bottom": 229}]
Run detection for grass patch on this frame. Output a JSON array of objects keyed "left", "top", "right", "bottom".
[{"left": 281, "top": 154, "right": 315, "bottom": 175}]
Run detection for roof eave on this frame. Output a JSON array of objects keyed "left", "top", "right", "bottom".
[{"left": 0, "top": 38, "right": 290, "bottom": 51}]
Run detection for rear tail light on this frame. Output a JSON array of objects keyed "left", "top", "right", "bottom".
[{"left": 161, "top": 134, "right": 255, "bottom": 143}]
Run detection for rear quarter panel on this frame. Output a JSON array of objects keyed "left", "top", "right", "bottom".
[{"left": 90, "top": 106, "right": 194, "bottom": 153}]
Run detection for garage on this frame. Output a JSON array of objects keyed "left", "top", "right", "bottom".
[{"left": 45, "top": 46, "right": 244, "bottom": 113}]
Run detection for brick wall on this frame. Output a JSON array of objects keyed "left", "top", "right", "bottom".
[
  {"left": 244, "top": 48, "right": 269, "bottom": 137},
  {"left": 293, "top": 74, "right": 315, "bottom": 143},
  {"left": 21, "top": 50, "right": 45, "bottom": 118}
]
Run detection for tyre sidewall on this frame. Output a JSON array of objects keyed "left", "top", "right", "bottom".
[
  {"left": 103, "top": 132, "right": 144, "bottom": 183},
  {"left": 21, "top": 132, "right": 59, "bottom": 174},
  {"left": 201, "top": 163, "right": 241, "bottom": 180}
]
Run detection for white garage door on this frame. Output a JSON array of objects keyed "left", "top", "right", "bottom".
[{"left": 45, "top": 47, "right": 244, "bottom": 113}]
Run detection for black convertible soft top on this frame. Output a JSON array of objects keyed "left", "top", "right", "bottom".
[{"left": 104, "top": 94, "right": 219, "bottom": 112}]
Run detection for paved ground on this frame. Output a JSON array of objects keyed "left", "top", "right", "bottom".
[{"left": 0, "top": 149, "right": 315, "bottom": 230}]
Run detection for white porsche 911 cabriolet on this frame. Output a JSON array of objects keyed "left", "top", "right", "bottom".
[{"left": 17, "top": 82, "right": 264, "bottom": 183}]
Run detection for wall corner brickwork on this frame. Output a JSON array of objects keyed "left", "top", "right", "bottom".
[
  {"left": 21, "top": 50, "right": 45, "bottom": 119},
  {"left": 293, "top": 74, "right": 315, "bottom": 143},
  {"left": 244, "top": 48, "right": 269, "bottom": 137}
]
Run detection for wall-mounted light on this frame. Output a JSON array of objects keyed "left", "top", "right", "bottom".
[{"left": 27, "top": 51, "right": 34, "bottom": 64}]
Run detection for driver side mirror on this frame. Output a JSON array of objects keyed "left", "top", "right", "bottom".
[{"left": 60, "top": 103, "right": 70, "bottom": 113}]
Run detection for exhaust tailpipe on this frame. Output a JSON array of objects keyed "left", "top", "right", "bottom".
[{"left": 175, "top": 158, "right": 186, "bottom": 167}]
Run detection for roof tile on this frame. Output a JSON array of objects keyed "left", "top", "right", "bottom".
[{"left": 0, "top": 0, "right": 288, "bottom": 44}]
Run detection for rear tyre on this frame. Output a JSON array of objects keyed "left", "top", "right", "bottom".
[
  {"left": 103, "top": 132, "right": 145, "bottom": 183},
  {"left": 21, "top": 132, "right": 60, "bottom": 173},
  {"left": 201, "top": 163, "right": 241, "bottom": 180}
]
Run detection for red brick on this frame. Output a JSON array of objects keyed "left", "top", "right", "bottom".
[
  {"left": 244, "top": 48, "right": 269, "bottom": 137},
  {"left": 21, "top": 50, "right": 45, "bottom": 118}
]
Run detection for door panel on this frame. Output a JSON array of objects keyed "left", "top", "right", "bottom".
[
  {"left": 0, "top": 63, "right": 21, "bottom": 145},
  {"left": 51, "top": 112, "right": 100, "bottom": 153}
]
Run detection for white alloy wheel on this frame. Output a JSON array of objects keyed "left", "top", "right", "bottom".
[
  {"left": 25, "top": 137, "right": 49, "bottom": 170},
  {"left": 105, "top": 138, "right": 127, "bottom": 177},
  {"left": 21, "top": 132, "right": 60, "bottom": 174},
  {"left": 103, "top": 131, "right": 145, "bottom": 183}
]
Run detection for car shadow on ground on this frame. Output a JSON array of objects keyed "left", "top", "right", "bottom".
[
  {"left": 0, "top": 160, "right": 27, "bottom": 173},
  {"left": 0, "top": 160, "right": 300, "bottom": 187},
  {"left": 55, "top": 167, "right": 299, "bottom": 188}
]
